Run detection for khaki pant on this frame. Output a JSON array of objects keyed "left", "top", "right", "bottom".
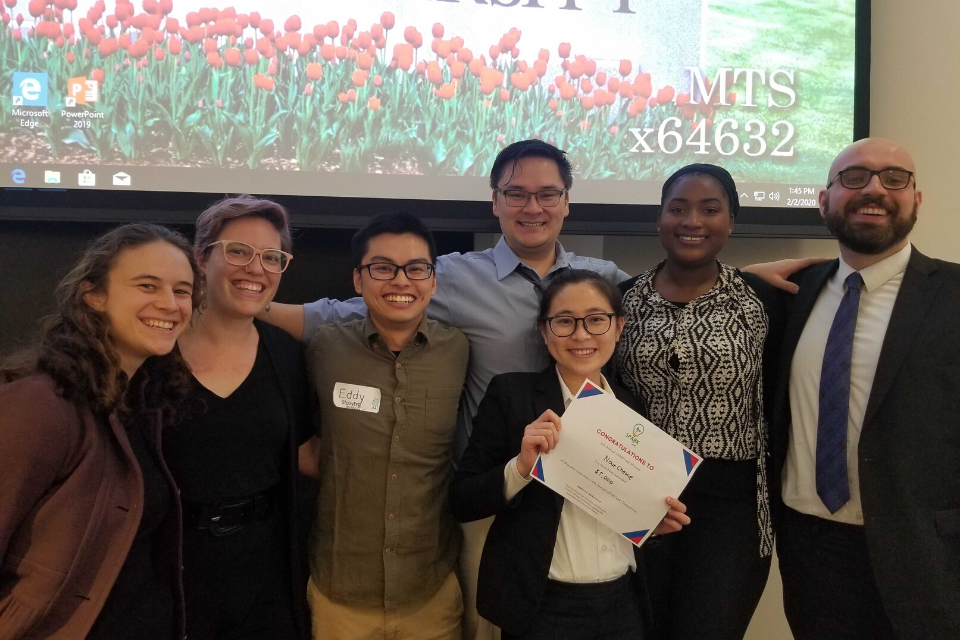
[
  {"left": 457, "top": 518, "right": 501, "bottom": 640},
  {"left": 307, "top": 572, "right": 463, "bottom": 640}
]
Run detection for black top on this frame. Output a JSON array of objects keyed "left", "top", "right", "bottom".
[
  {"left": 87, "top": 418, "right": 174, "bottom": 640},
  {"left": 164, "top": 338, "right": 289, "bottom": 503}
]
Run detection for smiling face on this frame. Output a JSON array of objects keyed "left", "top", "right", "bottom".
[
  {"left": 540, "top": 281, "right": 624, "bottom": 387},
  {"left": 658, "top": 173, "right": 734, "bottom": 269},
  {"left": 820, "top": 138, "right": 921, "bottom": 256},
  {"left": 85, "top": 241, "right": 195, "bottom": 377},
  {"left": 200, "top": 216, "right": 284, "bottom": 319},
  {"left": 492, "top": 155, "right": 570, "bottom": 259},
  {"left": 353, "top": 232, "right": 436, "bottom": 332}
]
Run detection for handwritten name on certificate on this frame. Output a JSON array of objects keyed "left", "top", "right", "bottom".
[{"left": 530, "top": 380, "right": 702, "bottom": 547}]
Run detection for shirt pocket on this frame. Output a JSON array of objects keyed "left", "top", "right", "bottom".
[{"left": 425, "top": 387, "right": 461, "bottom": 435}]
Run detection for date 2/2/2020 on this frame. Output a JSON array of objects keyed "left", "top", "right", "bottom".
[{"left": 628, "top": 118, "right": 795, "bottom": 158}]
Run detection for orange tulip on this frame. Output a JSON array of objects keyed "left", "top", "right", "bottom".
[
  {"left": 244, "top": 48, "right": 258, "bottom": 65},
  {"left": 357, "top": 51, "right": 372, "bottom": 70},
  {"left": 254, "top": 73, "right": 274, "bottom": 90},
  {"left": 404, "top": 26, "right": 420, "bottom": 45},
  {"left": 320, "top": 43, "right": 335, "bottom": 62},
  {"left": 548, "top": 98, "right": 558, "bottom": 111},
  {"left": 676, "top": 92, "right": 690, "bottom": 105},
  {"left": 373, "top": 74, "right": 383, "bottom": 87},
  {"left": 306, "top": 62, "right": 323, "bottom": 80},
  {"left": 432, "top": 22, "right": 443, "bottom": 38},
  {"left": 152, "top": 47, "right": 164, "bottom": 61},
  {"left": 206, "top": 51, "right": 222, "bottom": 68},
  {"left": 224, "top": 47, "right": 241, "bottom": 67},
  {"left": 426, "top": 60, "right": 443, "bottom": 85},
  {"left": 488, "top": 45, "right": 499, "bottom": 61},
  {"left": 682, "top": 104, "right": 696, "bottom": 119},
  {"left": 580, "top": 95, "right": 594, "bottom": 110},
  {"left": 596, "top": 71, "right": 607, "bottom": 86},
  {"left": 335, "top": 45, "right": 347, "bottom": 60},
  {"left": 435, "top": 83, "right": 455, "bottom": 100},
  {"left": 352, "top": 69, "right": 368, "bottom": 86},
  {"left": 610, "top": 125, "right": 618, "bottom": 135},
  {"left": 580, "top": 78, "right": 592, "bottom": 94},
  {"left": 648, "top": 97, "right": 658, "bottom": 108},
  {"left": 657, "top": 86, "right": 675, "bottom": 103},
  {"left": 558, "top": 42, "right": 571, "bottom": 58},
  {"left": 284, "top": 15, "right": 300, "bottom": 32},
  {"left": 380, "top": 11, "right": 394, "bottom": 29},
  {"left": 457, "top": 47, "right": 473, "bottom": 64},
  {"left": 619, "top": 82, "right": 633, "bottom": 99},
  {"left": 619, "top": 59, "right": 631, "bottom": 76},
  {"left": 304, "top": 82, "right": 313, "bottom": 96},
  {"left": 369, "top": 96, "right": 381, "bottom": 110},
  {"left": 538, "top": 48, "right": 549, "bottom": 61},
  {"left": 451, "top": 61, "right": 465, "bottom": 79},
  {"left": 347, "top": 88, "right": 356, "bottom": 101},
  {"left": 326, "top": 20, "right": 339, "bottom": 39},
  {"left": 91, "top": 68, "right": 105, "bottom": 83},
  {"left": 98, "top": 37, "right": 119, "bottom": 56},
  {"left": 633, "top": 73, "right": 652, "bottom": 99},
  {"left": 534, "top": 59, "right": 547, "bottom": 78},
  {"left": 559, "top": 82, "right": 576, "bottom": 100},
  {"left": 499, "top": 88, "right": 510, "bottom": 102},
  {"left": 628, "top": 96, "right": 647, "bottom": 117}
]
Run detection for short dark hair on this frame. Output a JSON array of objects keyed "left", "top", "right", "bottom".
[
  {"left": 351, "top": 212, "right": 438, "bottom": 267},
  {"left": 537, "top": 269, "right": 624, "bottom": 325},
  {"left": 489, "top": 139, "right": 573, "bottom": 190}
]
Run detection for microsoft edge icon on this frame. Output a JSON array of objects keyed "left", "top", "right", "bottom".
[{"left": 13, "top": 72, "right": 49, "bottom": 107}]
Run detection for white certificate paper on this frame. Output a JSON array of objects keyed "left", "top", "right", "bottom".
[{"left": 530, "top": 380, "right": 702, "bottom": 547}]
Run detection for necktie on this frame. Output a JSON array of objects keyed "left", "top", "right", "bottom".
[{"left": 816, "top": 271, "right": 864, "bottom": 514}]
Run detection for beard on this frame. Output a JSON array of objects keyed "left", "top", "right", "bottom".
[{"left": 822, "top": 193, "right": 918, "bottom": 255}]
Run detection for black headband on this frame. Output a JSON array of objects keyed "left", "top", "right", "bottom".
[{"left": 660, "top": 163, "right": 740, "bottom": 218}]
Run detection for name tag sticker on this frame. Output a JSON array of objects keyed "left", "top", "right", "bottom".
[{"left": 333, "top": 383, "right": 382, "bottom": 413}]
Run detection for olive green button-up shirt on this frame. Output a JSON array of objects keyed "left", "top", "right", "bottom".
[{"left": 305, "top": 316, "right": 468, "bottom": 609}]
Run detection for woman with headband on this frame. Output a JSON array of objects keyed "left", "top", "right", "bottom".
[{"left": 614, "top": 164, "right": 784, "bottom": 640}]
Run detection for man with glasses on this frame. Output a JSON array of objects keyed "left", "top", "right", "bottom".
[
  {"left": 302, "top": 212, "right": 469, "bottom": 639},
  {"left": 771, "top": 138, "right": 960, "bottom": 639}
]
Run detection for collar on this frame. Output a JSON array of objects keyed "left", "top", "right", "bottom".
[
  {"left": 632, "top": 260, "right": 738, "bottom": 306},
  {"left": 362, "top": 314, "right": 433, "bottom": 349},
  {"left": 837, "top": 243, "right": 912, "bottom": 294},
  {"left": 555, "top": 365, "right": 610, "bottom": 408},
  {"left": 493, "top": 236, "right": 571, "bottom": 281}
]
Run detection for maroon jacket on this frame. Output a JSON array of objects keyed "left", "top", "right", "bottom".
[{"left": 0, "top": 374, "right": 185, "bottom": 640}]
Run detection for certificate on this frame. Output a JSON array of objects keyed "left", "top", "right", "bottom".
[{"left": 530, "top": 380, "right": 702, "bottom": 547}]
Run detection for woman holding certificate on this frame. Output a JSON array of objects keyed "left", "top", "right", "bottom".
[
  {"left": 451, "top": 269, "right": 689, "bottom": 640},
  {"left": 614, "top": 164, "right": 783, "bottom": 640}
]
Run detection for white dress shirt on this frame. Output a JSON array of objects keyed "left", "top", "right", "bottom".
[
  {"left": 782, "top": 244, "right": 911, "bottom": 524},
  {"left": 503, "top": 369, "right": 637, "bottom": 582}
]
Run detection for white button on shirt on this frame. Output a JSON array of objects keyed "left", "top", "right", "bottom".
[
  {"left": 503, "top": 369, "right": 637, "bottom": 582},
  {"left": 782, "top": 244, "right": 911, "bottom": 525}
]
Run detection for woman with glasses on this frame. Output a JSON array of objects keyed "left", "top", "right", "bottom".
[
  {"left": 0, "top": 224, "right": 199, "bottom": 639},
  {"left": 614, "top": 164, "right": 784, "bottom": 640},
  {"left": 450, "top": 269, "right": 689, "bottom": 640},
  {"left": 162, "top": 196, "right": 315, "bottom": 640}
]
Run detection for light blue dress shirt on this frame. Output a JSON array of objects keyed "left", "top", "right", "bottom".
[{"left": 303, "top": 236, "right": 629, "bottom": 462}]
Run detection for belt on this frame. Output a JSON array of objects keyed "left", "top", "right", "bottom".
[{"left": 182, "top": 488, "right": 277, "bottom": 536}]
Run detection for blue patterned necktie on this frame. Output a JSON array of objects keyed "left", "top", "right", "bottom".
[{"left": 816, "top": 271, "right": 864, "bottom": 514}]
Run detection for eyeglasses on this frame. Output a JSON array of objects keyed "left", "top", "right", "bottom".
[
  {"left": 358, "top": 262, "right": 436, "bottom": 281},
  {"left": 543, "top": 313, "right": 616, "bottom": 337},
  {"left": 494, "top": 187, "right": 567, "bottom": 207},
  {"left": 208, "top": 241, "right": 292, "bottom": 273},
  {"left": 827, "top": 167, "right": 914, "bottom": 190}
]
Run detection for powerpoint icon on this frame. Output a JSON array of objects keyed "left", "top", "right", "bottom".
[{"left": 66, "top": 77, "right": 99, "bottom": 107}]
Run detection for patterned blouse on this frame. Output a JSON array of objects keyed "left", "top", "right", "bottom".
[{"left": 615, "top": 262, "right": 772, "bottom": 556}]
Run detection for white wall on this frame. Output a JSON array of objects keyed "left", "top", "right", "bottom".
[{"left": 479, "top": 2, "right": 960, "bottom": 637}]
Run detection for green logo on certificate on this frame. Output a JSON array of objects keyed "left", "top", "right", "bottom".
[{"left": 626, "top": 423, "right": 644, "bottom": 446}]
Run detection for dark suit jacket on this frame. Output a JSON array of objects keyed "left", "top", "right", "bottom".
[
  {"left": 450, "top": 366, "right": 651, "bottom": 635},
  {"left": 769, "top": 247, "right": 960, "bottom": 638},
  {"left": 255, "top": 319, "right": 317, "bottom": 640}
]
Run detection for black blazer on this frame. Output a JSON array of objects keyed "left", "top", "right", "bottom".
[
  {"left": 450, "top": 366, "right": 651, "bottom": 635},
  {"left": 255, "top": 319, "right": 317, "bottom": 640},
  {"left": 769, "top": 248, "right": 960, "bottom": 638}
]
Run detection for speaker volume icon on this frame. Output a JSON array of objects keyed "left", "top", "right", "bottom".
[{"left": 768, "top": 192, "right": 781, "bottom": 202}]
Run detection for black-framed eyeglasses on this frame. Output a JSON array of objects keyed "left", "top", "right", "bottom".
[
  {"left": 494, "top": 187, "right": 567, "bottom": 207},
  {"left": 544, "top": 313, "right": 616, "bottom": 337},
  {"left": 358, "top": 262, "right": 436, "bottom": 281},
  {"left": 827, "top": 167, "right": 914, "bottom": 190},
  {"left": 208, "top": 240, "right": 292, "bottom": 273}
]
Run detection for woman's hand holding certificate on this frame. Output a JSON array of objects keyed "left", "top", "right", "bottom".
[{"left": 529, "top": 380, "right": 699, "bottom": 547}]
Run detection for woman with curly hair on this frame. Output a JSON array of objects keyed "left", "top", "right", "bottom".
[{"left": 0, "top": 223, "right": 200, "bottom": 640}]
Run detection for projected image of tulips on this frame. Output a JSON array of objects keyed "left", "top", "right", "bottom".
[{"left": 0, "top": 0, "right": 777, "bottom": 179}]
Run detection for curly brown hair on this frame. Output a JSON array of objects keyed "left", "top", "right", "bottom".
[{"left": 0, "top": 224, "right": 201, "bottom": 420}]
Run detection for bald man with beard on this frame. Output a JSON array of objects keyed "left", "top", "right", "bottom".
[{"left": 769, "top": 138, "right": 960, "bottom": 639}]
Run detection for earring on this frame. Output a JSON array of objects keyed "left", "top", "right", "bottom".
[{"left": 264, "top": 303, "right": 271, "bottom": 316}]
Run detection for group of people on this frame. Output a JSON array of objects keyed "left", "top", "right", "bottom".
[{"left": 0, "top": 136, "right": 957, "bottom": 640}]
